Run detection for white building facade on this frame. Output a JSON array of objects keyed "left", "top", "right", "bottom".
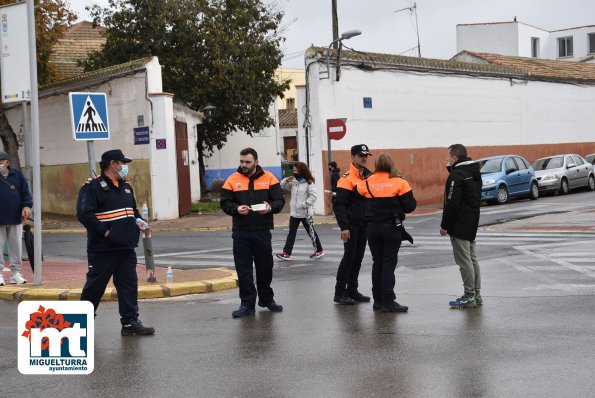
[
  {"left": 301, "top": 47, "right": 595, "bottom": 214},
  {"left": 2, "top": 57, "right": 203, "bottom": 219},
  {"left": 457, "top": 21, "right": 595, "bottom": 62}
]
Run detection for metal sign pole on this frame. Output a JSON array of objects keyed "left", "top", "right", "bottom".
[
  {"left": 327, "top": 133, "right": 332, "bottom": 187},
  {"left": 27, "top": 0, "right": 42, "bottom": 285},
  {"left": 87, "top": 140, "right": 95, "bottom": 178},
  {"left": 22, "top": 101, "right": 32, "bottom": 185}
]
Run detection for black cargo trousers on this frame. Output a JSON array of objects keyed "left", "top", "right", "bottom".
[{"left": 232, "top": 229, "right": 275, "bottom": 308}]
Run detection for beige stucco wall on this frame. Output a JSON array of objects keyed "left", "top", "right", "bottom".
[
  {"left": 41, "top": 159, "right": 152, "bottom": 216},
  {"left": 276, "top": 68, "right": 305, "bottom": 109}
]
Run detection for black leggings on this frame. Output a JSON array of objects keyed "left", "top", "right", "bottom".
[{"left": 283, "top": 216, "right": 323, "bottom": 254}]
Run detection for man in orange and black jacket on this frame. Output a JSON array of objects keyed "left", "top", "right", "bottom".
[
  {"left": 356, "top": 154, "right": 417, "bottom": 312},
  {"left": 220, "top": 148, "right": 285, "bottom": 318},
  {"left": 333, "top": 144, "right": 373, "bottom": 305}
]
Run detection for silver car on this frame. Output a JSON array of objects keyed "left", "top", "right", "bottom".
[
  {"left": 586, "top": 154, "right": 595, "bottom": 171},
  {"left": 531, "top": 154, "right": 595, "bottom": 194}
]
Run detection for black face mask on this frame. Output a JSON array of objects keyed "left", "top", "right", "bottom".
[{"left": 293, "top": 173, "right": 302, "bottom": 180}]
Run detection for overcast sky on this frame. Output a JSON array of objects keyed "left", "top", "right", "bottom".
[{"left": 72, "top": 0, "right": 595, "bottom": 67}]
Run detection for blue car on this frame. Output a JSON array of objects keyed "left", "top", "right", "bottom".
[{"left": 478, "top": 155, "right": 539, "bottom": 204}]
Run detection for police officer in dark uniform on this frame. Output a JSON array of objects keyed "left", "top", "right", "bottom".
[
  {"left": 333, "top": 144, "right": 373, "bottom": 305},
  {"left": 77, "top": 149, "right": 154, "bottom": 336}
]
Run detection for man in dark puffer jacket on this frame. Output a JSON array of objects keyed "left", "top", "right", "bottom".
[{"left": 440, "top": 144, "right": 483, "bottom": 309}]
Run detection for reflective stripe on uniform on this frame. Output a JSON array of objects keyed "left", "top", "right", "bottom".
[{"left": 95, "top": 207, "right": 135, "bottom": 221}]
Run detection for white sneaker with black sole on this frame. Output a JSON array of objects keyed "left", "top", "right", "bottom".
[
  {"left": 10, "top": 272, "right": 27, "bottom": 284},
  {"left": 0, "top": 274, "right": 4, "bottom": 286}
]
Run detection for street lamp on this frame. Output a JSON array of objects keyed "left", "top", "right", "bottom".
[
  {"left": 326, "top": 29, "right": 362, "bottom": 81},
  {"left": 200, "top": 104, "right": 217, "bottom": 119}
]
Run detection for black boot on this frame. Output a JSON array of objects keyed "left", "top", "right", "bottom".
[
  {"left": 258, "top": 300, "right": 283, "bottom": 312},
  {"left": 232, "top": 305, "right": 256, "bottom": 318},
  {"left": 121, "top": 319, "right": 155, "bottom": 336},
  {"left": 333, "top": 293, "right": 355, "bottom": 305},
  {"left": 348, "top": 290, "right": 371, "bottom": 302},
  {"left": 382, "top": 301, "right": 409, "bottom": 313}
]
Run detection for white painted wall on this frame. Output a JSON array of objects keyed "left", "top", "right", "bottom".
[
  {"left": 203, "top": 101, "right": 283, "bottom": 185},
  {"left": 303, "top": 58, "right": 595, "bottom": 214},
  {"left": 148, "top": 93, "right": 178, "bottom": 220},
  {"left": 517, "top": 23, "right": 550, "bottom": 58},
  {"left": 457, "top": 23, "right": 520, "bottom": 56},
  {"left": 3, "top": 57, "right": 199, "bottom": 220},
  {"left": 550, "top": 26, "right": 595, "bottom": 60},
  {"left": 5, "top": 71, "right": 152, "bottom": 166},
  {"left": 458, "top": 22, "right": 595, "bottom": 61}
]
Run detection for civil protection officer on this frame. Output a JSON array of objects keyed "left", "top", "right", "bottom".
[
  {"left": 220, "top": 147, "right": 285, "bottom": 318},
  {"left": 356, "top": 153, "right": 417, "bottom": 312},
  {"left": 333, "top": 144, "right": 373, "bottom": 305},
  {"left": 77, "top": 149, "right": 154, "bottom": 336}
]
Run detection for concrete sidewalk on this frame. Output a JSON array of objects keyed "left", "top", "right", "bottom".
[
  {"left": 484, "top": 207, "right": 595, "bottom": 233},
  {"left": 0, "top": 260, "right": 237, "bottom": 301}
]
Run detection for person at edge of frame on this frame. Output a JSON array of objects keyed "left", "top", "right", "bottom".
[
  {"left": 220, "top": 147, "right": 286, "bottom": 318},
  {"left": 77, "top": 149, "right": 154, "bottom": 336},
  {"left": 332, "top": 144, "right": 373, "bottom": 305},
  {"left": 0, "top": 151, "right": 31, "bottom": 285},
  {"left": 355, "top": 153, "right": 417, "bottom": 313}
]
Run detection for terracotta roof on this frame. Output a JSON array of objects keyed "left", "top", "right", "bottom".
[
  {"left": 50, "top": 21, "right": 106, "bottom": 80},
  {"left": 63, "top": 21, "right": 106, "bottom": 40},
  {"left": 458, "top": 51, "right": 595, "bottom": 83},
  {"left": 306, "top": 46, "right": 527, "bottom": 78},
  {"left": 41, "top": 57, "right": 153, "bottom": 96},
  {"left": 279, "top": 109, "right": 297, "bottom": 128},
  {"left": 306, "top": 46, "right": 595, "bottom": 85}
]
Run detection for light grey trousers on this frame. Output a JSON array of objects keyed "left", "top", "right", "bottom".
[
  {"left": 0, "top": 224, "right": 23, "bottom": 273},
  {"left": 449, "top": 235, "right": 481, "bottom": 296}
]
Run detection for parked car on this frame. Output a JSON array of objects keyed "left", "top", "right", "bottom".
[
  {"left": 585, "top": 154, "right": 595, "bottom": 170},
  {"left": 478, "top": 155, "right": 539, "bottom": 204},
  {"left": 531, "top": 154, "right": 595, "bottom": 194}
]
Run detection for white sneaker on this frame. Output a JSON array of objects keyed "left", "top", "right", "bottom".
[
  {"left": 0, "top": 274, "right": 4, "bottom": 286},
  {"left": 2, "top": 266, "right": 10, "bottom": 272},
  {"left": 10, "top": 272, "right": 27, "bottom": 284}
]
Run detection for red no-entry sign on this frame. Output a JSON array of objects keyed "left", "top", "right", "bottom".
[{"left": 327, "top": 118, "right": 347, "bottom": 140}]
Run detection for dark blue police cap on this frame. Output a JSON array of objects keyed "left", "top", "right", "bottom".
[
  {"left": 351, "top": 144, "right": 372, "bottom": 156},
  {"left": 101, "top": 149, "right": 132, "bottom": 163}
]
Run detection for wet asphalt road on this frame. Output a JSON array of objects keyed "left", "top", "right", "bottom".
[
  {"left": 1, "top": 191, "right": 595, "bottom": 397},
  {"left": 2, "top": 264, "right": 595, "bottom": 397}
]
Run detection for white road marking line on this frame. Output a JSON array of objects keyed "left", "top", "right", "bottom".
[{"left": 514, "top": 245, "right": 595, "bottom": 279}]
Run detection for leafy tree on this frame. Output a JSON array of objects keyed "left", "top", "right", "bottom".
[
  {"left": 0, "top": 0, "right": 76, "bottom": 168},
  {"left": 83, "top": 0, "right": 289, "bottom": 193}
]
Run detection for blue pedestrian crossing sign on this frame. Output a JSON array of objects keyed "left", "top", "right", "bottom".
[{"left": 69, "top": 92, "right": 110, "bottom": 141}]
